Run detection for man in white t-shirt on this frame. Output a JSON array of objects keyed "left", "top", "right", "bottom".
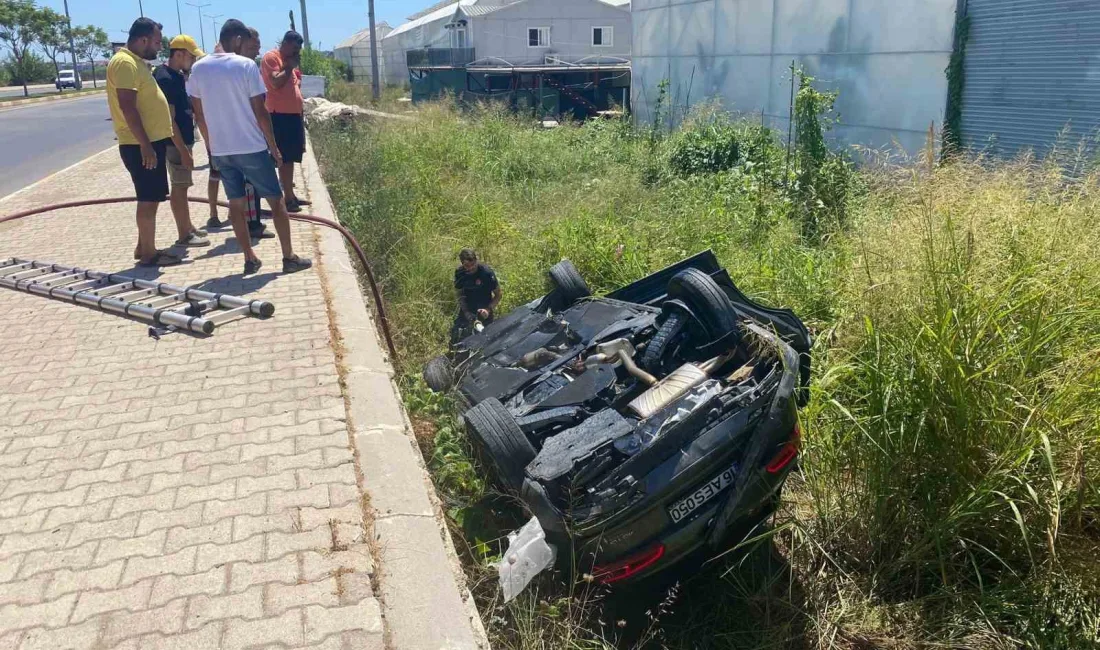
[{"left": 187, "top": 18, "right": 311, "bottom": 275}]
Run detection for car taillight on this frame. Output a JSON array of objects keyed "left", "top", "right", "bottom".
[
  {"left": 592, "top": 543, "right": 666, "bottom": 584},
  {"left": 765, "top": 423, "right": 800, "bottom": 474}
]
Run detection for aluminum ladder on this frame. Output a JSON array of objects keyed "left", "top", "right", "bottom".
[{"left": 0, "top": 258, "right": 274, "bottom": 334}]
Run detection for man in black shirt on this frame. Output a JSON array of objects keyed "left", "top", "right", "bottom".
[
  {"left": 452, "top": 248, "right": 502, "bottom": 343},
  {"left": 153, "top": 34, "right": 208, "bottom": 250}
]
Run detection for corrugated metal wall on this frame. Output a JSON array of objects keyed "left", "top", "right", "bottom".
[{"left": 961, "top": 0, "right": 1100, "bottom": 157}]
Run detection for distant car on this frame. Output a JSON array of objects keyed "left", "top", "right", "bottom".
[
  {"left": 424, "top": 251, "right": 811, "bottom": 586},
  {"left": 55, "top": 70, "right": 80, "bottom": 90}
]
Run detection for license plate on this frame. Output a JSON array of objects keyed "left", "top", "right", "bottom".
[{"left": 667, "top": 463, "right": 737, "bottom": 523}]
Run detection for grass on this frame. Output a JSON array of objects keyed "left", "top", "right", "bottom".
[
  {"left": 0, "top": 86, "right": 104, "bottom": 104},
  {"left": 313, "top": 97, "right": 1100, "bottom": 648},
  {"left": 328, "top": 80, "right": 413, "bottom": 115}
]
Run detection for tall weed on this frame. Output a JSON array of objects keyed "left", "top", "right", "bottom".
[{"left": 314, "top": 100, "right": 1100, "bottom": 648}]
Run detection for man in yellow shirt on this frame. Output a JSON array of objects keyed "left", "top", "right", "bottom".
[{"left": 107, "top": 18, "right": 187, "bottom": 267}]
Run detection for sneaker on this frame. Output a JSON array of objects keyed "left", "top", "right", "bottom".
[
  {"left": 243, "top": 258, "right": 263, "bottom": 275},
  {"left": 282, "top": 255, "right": 313, "bottom": 274},
  {"left": 206, "top": 215, "right": 227, "bottom": 230},
  {"left": 138, "top": 251, "right": 182, "bottom": 267},
  {"left": 285, "top": 198, "right": 302, "bottom": 214},
  {"left": 192, "top": 226, "right": 208, "bottom": 237},
  {"left": 176, "top": 231, "right": 210, "bottom": 247},
  {"left": 250, "top": 227, "right": 276, "bottom": 241},
  {"left": 293, "top": 196, "right": 312, "bottom": 206}
]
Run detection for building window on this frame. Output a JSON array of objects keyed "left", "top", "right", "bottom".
[
  {"left": 592, "top": 26, "right": 613, "bottom": 47},
  {"left": 454, "top": 27, "right": 467, "bottom": 48},
  {"left": 528, "top": 27, "right": 550, "bottom": 47}
]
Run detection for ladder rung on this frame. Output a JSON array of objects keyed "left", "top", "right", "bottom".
[
  {"left": 205, "top": 304, "right": 251, "bottom": 324},
  {"left": 114, "top": 288, "right": 159, "bottom": 302},
  {"left": 64, "top": 278, "right": 107, "bottom": 292},
  {"left": 0, "top": 262, "right": 33, "bottom": 277},
  {"left": 1, "top": 258, "right": 276, "bottom": 335},
  {"left": 143, "top": 296, "right": 184, "bottom": 308},
  {"left": 44, "top": 274, "right": 89, "bottom": 289},
  {"left": 6, "top": 267, "right": 53, "bottom": 282},
  {"left": 88, "top": 282, "right": 136, "bottom": 298}
]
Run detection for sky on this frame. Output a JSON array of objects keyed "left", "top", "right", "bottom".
[{"left": 39, "top": 0, "right": 424, "bottom": 54}]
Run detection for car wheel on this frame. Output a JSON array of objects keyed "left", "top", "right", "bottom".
[
  {"left": 422, "top": 355, "right": 454, "bottom": 392},
  {"left": 667, "top": 268, "right": 738, "bottom": 340},
  {"left": 547, "top": 259, "right": 591, "bottom": 308},
  {"left": 463, "top": 398, "right": 536, "bottom": 492},
  {"left": 641, "top": 309, "right": 687, "bottom": 375}
]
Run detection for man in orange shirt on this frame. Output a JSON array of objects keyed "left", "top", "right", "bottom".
[{"left": 260, "top": 31, "right": 309, "bottom": 213}]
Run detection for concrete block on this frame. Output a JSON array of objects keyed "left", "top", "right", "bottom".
[
  {"left": 344, "top": 370, "right": 405, "bottom": 431},
  {"left": 375, "top": 515, "right": 485, "bottom": 650},
  {"left": 354, "top": 428, "right": 434, "bottom": 519}
]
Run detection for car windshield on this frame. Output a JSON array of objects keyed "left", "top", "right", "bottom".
[{"left": 60, "top": 72, "right": 74, "bottom": 78}]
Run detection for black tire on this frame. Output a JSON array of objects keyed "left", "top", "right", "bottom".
[
  {"left": 463, "top": 398, "right": 536, "bottom": 491},
  {"left": 423, "top": 355, "right": 453, "bottom": 393},
  {"left": 641, "top": 310, "right": 687, "bottom": 375},
  {"left": 667, "top": 268, "right": 738, "bottom": 340},
  {"left": 548, "top": 259, "right": 591, "bottom": 307}
]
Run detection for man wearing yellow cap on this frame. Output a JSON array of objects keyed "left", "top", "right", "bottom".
[{"left": 153, "top": 34, "right": 209, "bottom": 249}]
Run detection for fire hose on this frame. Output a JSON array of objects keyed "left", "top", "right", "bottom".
[{"left": 0, "top": 196, "right": 399, "bottom": 366}]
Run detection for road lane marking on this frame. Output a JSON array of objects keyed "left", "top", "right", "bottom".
[{"left": 0, "top": 144, "right": 118, "bottom": 205}]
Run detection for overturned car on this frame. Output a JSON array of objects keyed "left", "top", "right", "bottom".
[{"left": 424, "top": 251, "right": 811, "bottom": 585}]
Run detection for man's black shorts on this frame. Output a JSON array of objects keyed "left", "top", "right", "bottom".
[
  {"left": 119, "top": 138, "right": 170, "bottom": 203},
  {"left": 271, "top": 112, "right": 305, "bottom": 164}
]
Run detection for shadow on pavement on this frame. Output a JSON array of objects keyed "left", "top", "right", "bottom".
[{"left": 191, "top": 271, "right": 280, "bottom": 297}]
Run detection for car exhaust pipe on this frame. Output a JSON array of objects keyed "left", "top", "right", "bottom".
[
  {"left": 626, "top": 351, "right": 737, "bottom": 419},
  {"left": 585, "top": 339, "right": 658, "bottom": 386}
]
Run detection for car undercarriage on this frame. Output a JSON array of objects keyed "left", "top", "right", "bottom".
[{"left": 426, "top": 251, "right": 810, "bottom": 584}]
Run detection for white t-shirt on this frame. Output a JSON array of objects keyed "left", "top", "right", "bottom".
[{"left": 187, "top": 53, "right": 269, "bottom": 156}]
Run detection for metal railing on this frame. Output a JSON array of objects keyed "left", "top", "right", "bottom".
[{"left": 406, "top": 47, "right": 476, "bottom": 68}]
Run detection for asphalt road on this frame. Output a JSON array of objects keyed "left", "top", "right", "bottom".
[
  {"left": 0, "top": 83, "right": 60, "bottom": 99},
  {"left": 0, "top": 94, "right": 117, "bottom": 199}
]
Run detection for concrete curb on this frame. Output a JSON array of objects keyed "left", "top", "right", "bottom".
[
  {"left": 302, "top": 139, "right": 491, "bottom": 650},
  {"left": 0, "top": 88, "right": 105, "bottom": 109}
]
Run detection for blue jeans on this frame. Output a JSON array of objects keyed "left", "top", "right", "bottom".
[{"left": 212, "top": 150, "right": 282, "bottom": 201}]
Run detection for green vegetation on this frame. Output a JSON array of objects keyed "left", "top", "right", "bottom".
[
  {"left": 328, "top": 80, "right": 411, "bottom": 114},
  {"left": 313, "top": 88, "right": 1100, "bottom": 648},
  {"left": 299, "top": 47, "right": 350, "bottom": 88},
  {"left": 1, "top": 0, "right": 109, "bottom": 93}
]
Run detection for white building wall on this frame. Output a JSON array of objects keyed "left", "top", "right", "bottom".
[
  {"left": 470, "top": 0, "right": 631, "bottom": 65},
  {"left": 632, "top": 0, "right": 957, "bottom": 154},
  {"left": 382, "top": 11, "right": 461, "bottom": 85},
  {"left": 334, "top": 26, "right": 392, "bottom": 84}
]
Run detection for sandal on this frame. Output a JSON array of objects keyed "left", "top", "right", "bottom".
[{"left": 138, "top": 251, "right": 182, "bottom": 267}]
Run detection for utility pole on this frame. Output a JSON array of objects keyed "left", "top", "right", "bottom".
[
  {"left": 289, "top": 10, "right": 295, "bottom": 32},
  {"left": 368, "top": 0, "right": 380, "bottom": 100},
  {"left": 61, "top": 0, "right": 81, "bottom": 89},
  {"left": 139, "top": 0, "right": 144, "bottom": 17},
  {"left": 175, "top": 0, "right": 183, "bottom": 34},
  {"left": 186, "top": 2, "right": 210, "bottom": 51},
  {"left": 298, "top": 0, "right": 310, "bottom": 48},
  {"left": 208, "top": 14, "right": 223, "bottom": 43}
]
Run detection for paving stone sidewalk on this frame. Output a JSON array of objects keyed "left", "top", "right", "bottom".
[{"left": 0, "top": 147, "right": 383, "bottom": 649}]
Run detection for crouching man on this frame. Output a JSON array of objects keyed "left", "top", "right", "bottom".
[{"left": 452, "top": 248, "right": 501, "bottom": 344}]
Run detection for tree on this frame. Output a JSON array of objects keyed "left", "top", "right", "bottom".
[
  {"left": 0, "top": 0, "right": 49, "bottom": 97},
  {"left": 158, "top": 35, "right": 169, "bottom": 60},
  {"left": 37, "top": 7, "right": 68, "bottom": 91},
  {"left": 71, "top": 24, "right": 106, "bottom": 88}
]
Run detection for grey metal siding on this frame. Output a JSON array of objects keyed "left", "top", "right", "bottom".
[{"left": 960, "top": 0, "right": 1100, "bottom": 157}]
